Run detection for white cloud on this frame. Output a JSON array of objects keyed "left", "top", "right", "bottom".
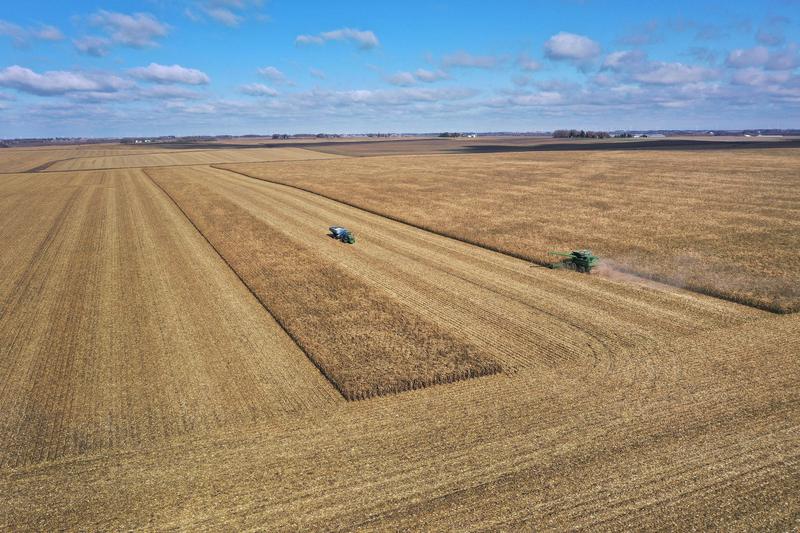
[
  {"left": 0, "top": 65, "right": 130, "bottom": 96},
  {"left": 32, "top": 25, "right": 63, "bottom": 41},
  {"left": 544, "top": 32, "right": 601, "bottom": 61},
  {"left": 0, "top": 20, "right": 64, "bottom": 46},
  {"left": 507, "top": 91, "right": 564, "bottom": 106},
  {"left": 0, "top": 20, "right": 25, "bottom": 45},
  {"left": 73, "top": 36, "right": 111, "bottom": 57},
  {"left": 309, "top": 67, "right": 326, "bottom": 79},
  {"left": 295, "top": 28, "right": 379, "bottom": 49},
  {"left": 129, "top": 63, "right": 210, "bottom": 85},
  {"left": 726, "top": 46, "right": 770, "bottom": 68},
  {"left": 414, "top": 68, "right": 448, "bottom": 82},
  {"left": 513, "top": 74, "right": 532, "bottom": 87},
  {"left": 386, "top": 72, "right": 416, "bottom": 86},
  {"left": 204, "top": 7, "right": 242, "bottom": 27},
  {"left": 442, "top": 51, "right": 503, "bottom": 69},
  {"left": 139, "top": 86, "right": 204, "bottom": 100},
  {"left": 184, "top": 8, "right": 202, "bottom": 23},
  {"left": 731, "top": 68, "right": 792, "bottom": 87},
  {"left": 90, "top": 10, "right": 169, "bottom": 48},
  {"left": 258, "top": 66, "right": 289, "bottom": 83},
  {"left": 618, "top": 20, "right": 661, "bottom": 46},
  {"left": 518, "top": 54, "right": 541, "bottom": 72},
  {"left": 295, "top": 35, "right": 324, "bottom": 45},
  {"left": 765, "top": 44, "right": 800, "bottom": 71},
  {"left": 240, "top": 83, "right": 278, "bottom": 96},
  {"left": 186, "top": 0, "right": 265, "bottom": 26},
  {"left": 296, "top": 87, "right": 477, "bottom": 108},
  {"left": 756, "top": 16, "right": 789, "bottom": 46},
  {"left": 602, "top": 50, "right": 646, "bottom": 71},
  {"left": 726, "top": 44, "right": 800, "bottom": 71},
  {"left": 386, "top": 68, "right": 450, "bottom": 85},
  {"left": 633, "top": 62, "right": 716, "bottom": 85},
  {"left": 66, "top": 84, "right": 206, "bottom": 104}
]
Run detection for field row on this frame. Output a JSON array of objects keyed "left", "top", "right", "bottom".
[{"left": 219, "top": 148, "right": 800, "bottom": 312}]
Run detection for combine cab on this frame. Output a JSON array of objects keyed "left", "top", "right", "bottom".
[
  {"left": 547, "top": 250, "right": 599, "bottom": 273},
  {"left": 329, "top": 226, "right": 356, "bottom": 244}
]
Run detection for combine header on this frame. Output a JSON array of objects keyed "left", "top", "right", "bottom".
[
  {"left": 329, "top": 226, "right": 356, "bottom": 244},
  {"left": 547, "top": 250, "right": 599, "bottom": 273}
]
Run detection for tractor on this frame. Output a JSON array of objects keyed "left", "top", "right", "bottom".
[
  {"left": 329, "top": 226, "right": 356, "bottom": 244},
  {"left": 547, "top": 250, "right": 599, "bottom": 273}
]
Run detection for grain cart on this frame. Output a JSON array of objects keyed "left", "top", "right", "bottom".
[
  {"left": 547, "top": 250, "right": 599, "bottom": 273},
  {"left": 329, "top": 226, "right": 356, "bottom": 244}
]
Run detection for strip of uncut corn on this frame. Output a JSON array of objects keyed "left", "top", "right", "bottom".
[{"left": 148, "top": 170, "right": 501, "bottom": 400}]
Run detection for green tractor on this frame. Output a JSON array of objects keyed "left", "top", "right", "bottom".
[{"left": 547, "top": 250, "right": 599, "bottom": 273}]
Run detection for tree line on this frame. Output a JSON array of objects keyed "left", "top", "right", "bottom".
[{"left": 552, "top": 129, "right": 610, "bottom": 139}]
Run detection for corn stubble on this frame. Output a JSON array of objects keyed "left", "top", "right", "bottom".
[
  {"left": 220, "top": 147, "right": 800, "bottom": 313},
  {"left": 0, "top": 169, "right": 339, "bottom": 467},
  {"left": 148, "top": 169, "right": 501, "bottom": 400}
]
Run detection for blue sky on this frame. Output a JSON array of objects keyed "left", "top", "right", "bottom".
[{"left": 0, "top": 0, "right": 798, "bottom": 137}]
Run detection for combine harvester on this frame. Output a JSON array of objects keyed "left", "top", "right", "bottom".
[
  {"left": 329, "top": 226, "right": 356, "bottom": 244},
  {"left": 547, "top": 250, "right": 599, "bottom": 273}
]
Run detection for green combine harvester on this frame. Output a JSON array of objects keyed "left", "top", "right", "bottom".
[{"left": 547, "top": 250, "right": 599, "bottom": 273}]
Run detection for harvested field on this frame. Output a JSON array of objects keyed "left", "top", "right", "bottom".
[
  {"left": 47, "top": 146, "right": 340, "bottom": 171},
  {"left": 0, "top": 168, "right": 339, "bottom": 468},
  {"left": 0, "top": 145, "right": 196, "bottom": 173},
  {"left": 2, "top": 313, "right": 798, "bottom": 530},
  {"left": 0, "top": 148, "right": 80, "bottom": 173},
  {"left": 1, "top": 141, "right": 798, "bottom": 530},
  {"left": 147, "top": 168, "right": 500, "bottom": 399},
  {"left": 221, "top": 147, "right": 800, "bottom": 312}
]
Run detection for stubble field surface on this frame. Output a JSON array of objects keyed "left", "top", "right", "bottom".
[{"left": 1, "top": 138, "right": 798, "bottom": 530}]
